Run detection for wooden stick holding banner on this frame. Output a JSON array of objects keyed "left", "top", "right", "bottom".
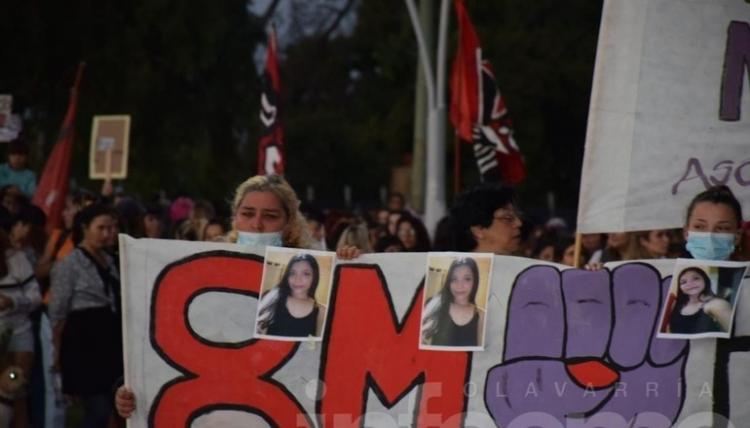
[
  {"left": 103, "top": 146, "right": 114, "bottom": 196},
  {"left": 573, "top": 232, "right": 583, "bottom": 268},
  {"left": 105, "top": 146, "right": 112, "bottom": 179}
]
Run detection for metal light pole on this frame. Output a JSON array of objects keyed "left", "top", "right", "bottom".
[
  {"left": 409, "top": 1, "right": 431, "bottom": 214},
  {"left": 404, "top": 0, "right": 450, "bottom": 236}
]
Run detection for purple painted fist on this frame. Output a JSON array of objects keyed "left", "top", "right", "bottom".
[{"left": 484, "top": 264, "right": 688, "bottom": 427}]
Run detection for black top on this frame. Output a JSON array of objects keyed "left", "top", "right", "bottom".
[
  {"left": 432, "top": 311, "right": 479, "bottom": 347},
  {"left": 267, "top": 300, "right": 319, "bottom": 337},
  {"left": 669, "top": 305, "right": 721, "bottom": 334}
]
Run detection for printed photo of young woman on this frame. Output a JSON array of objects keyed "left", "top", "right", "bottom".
[
  {"left": 254, "top": 247, "right": 336, "bottom": 341},
  {"left": 658, "top": 259, "right": 748, "bottom": 339},
  {"left": 420, "top": 252, "right": 493, "bottom": 351}
]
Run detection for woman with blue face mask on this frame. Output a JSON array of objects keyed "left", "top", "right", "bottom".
[
  {"left": 683, "top": 185, "right": 744, "bottom": 261},
  {"left": 228, "top": 175, "right": 311, "bottom": 249},
  {"left": 114, "top": 175, "right": 359, "bottom": 418},
  {"left": 229, "top": 175, "right": 361, "bottom": 260}
]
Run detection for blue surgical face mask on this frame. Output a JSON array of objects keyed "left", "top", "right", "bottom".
[
  {"left": 236, "top": 231, "right": 283, "bottom": 249},
  {"left": 685, "top": 231, "right": 736, "bottom": 261}
]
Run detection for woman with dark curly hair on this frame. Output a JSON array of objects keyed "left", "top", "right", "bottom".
[{"left": 450, "top": 183, "right": 522, "bottom": 255}]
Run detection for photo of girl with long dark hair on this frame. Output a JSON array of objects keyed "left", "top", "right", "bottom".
[
  {"left": 658, "top": 260, "right": 747, "bottom": 339},
  {"left": 255, "top": 250, "right": 335, "bottom": 340},
  {"left": 670, "top": 267, "right": 729, "bottom": 333},
  {"left": 420, "top": 254, "right": 492, "bottom": 350}
]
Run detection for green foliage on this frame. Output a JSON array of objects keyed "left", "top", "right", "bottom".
[
  {"left": 1, "top": 0, "right": 602, "bottom": 217},
  {"left": 1, "top": 0, "right": 263, "bottom": 203},
  {"left": 461, "top": 0, "right": 602, "bottom": 217},
  {"left": 280, "top": 0, "right": 417, "bottom": 206},
  {"left": 279, "top": 0, "right": 602, "bottom": 215}
]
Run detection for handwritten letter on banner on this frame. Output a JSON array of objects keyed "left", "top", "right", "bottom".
[
  {"left": 120, "top": 237, "right": 750, "bottom": 427},
  {"left": 577, "top": 0, "right": 750, "bottom": 233}
]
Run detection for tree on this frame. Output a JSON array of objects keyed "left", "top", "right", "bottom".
[
  {"left": 462, "top": 0, "right": 602, "bottom": 219},
  {"left": 279, "top": 0, "right": 417, "bottom": 208},
  {"left": 1, "top": 0, "right": 264, "bottom": 204},
  {"left": 279, "top": 0, "right": 601, "bottom": 216},
  {"left": 1, "top": 0, "right": 603, "bottom": 220}
]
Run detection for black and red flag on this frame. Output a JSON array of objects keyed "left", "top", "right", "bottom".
[
  {"left": 257, "top": 27, "right": 285, "bottom": 176},
  {"left": 33, "top": 63, "right": 85, "bottom": 232},
  {"left": 449, "top": 0, "right": 525, "bottom": 185}
]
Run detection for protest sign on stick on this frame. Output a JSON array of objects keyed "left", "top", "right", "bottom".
[{"left": 89, "top": 115, "right": 130, "bottom": 179}]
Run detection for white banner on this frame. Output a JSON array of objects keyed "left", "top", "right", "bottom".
[
  {"left": 578, "top": 0, "right": 750, "bottom": 233},
  {"left": 120, "top": 237, "right": 750, "bottom": 427}
]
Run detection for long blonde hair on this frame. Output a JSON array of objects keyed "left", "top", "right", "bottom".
[
  {"left": 624, "top": 230, "right": 669, "bottom": 260},
  {"left": 623, "top": 231, "right": 651, "bottom": 260},
  {"left": 228, "top": 175, "right": 311, "bottom": 248},
  {"left": 336, "top": 222, "right": 372, "bottom": 253}
]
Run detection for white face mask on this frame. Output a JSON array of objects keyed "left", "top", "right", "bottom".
[{"left": 236, "top": 231, "right": 283, "bottom": 248}]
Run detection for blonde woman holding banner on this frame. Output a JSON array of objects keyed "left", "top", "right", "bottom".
[{"left": 115, "top": 175, "right": 358, "bottom": 418}]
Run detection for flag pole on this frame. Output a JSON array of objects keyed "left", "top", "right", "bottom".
[
  {"left": 73, "top": 62, "right": 85, "bottom": 88},
  {"left": 454, "top": 135, "right": 461, "bottom": 195}
]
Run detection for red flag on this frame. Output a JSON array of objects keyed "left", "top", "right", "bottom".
[
  {"left": 449, "top": 0, "right": 481, "bottom": 143},
  {"left": 33, "top": 63, "right": 84, "bottom": 231},
  {"left": 257, "top": 27, "right": 285, "bottom": 176},
  {"left": 449, "top": 0, "right": 525, "bottom": 185}
]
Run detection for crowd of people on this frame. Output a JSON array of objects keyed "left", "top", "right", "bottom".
[{"left": 0, "top": 136, "right": 747, "bottom": 427}]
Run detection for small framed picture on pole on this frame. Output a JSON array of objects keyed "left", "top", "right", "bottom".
[{"left": 89, "top": 115, "right": 130, "bottom": 179}]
